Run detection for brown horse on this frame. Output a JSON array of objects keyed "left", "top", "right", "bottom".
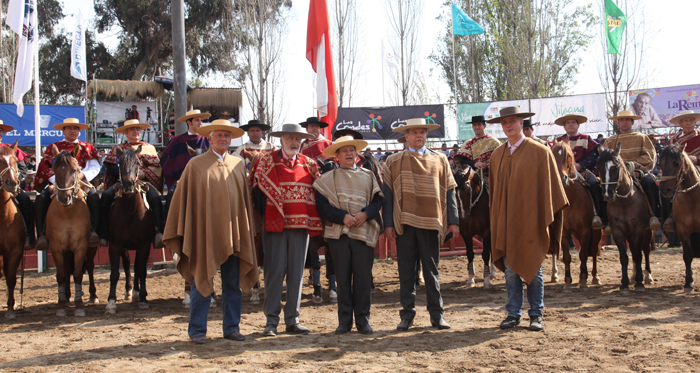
[
  {"left": 597, "top": 143, "right": 654, "bottom": 292},
  {"left": 105, "top": 146, "right": 155, "bottom": 313},
  {"left": 454, "top": 167, "right": 494, "bottom": 288},
  {"left": 0, "top": 142, "right": 25, "bottom": 318},
  {"left": 551, "top": 140, "right": 602, "bottom": 292},
  {"left": 47, "top": 144, "right": 98, "bottom": 316},
  {"left": 658, "top": 143, "right": 700, "bottom": 293}
]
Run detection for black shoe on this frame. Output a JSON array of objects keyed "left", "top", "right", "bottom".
[
  {"left": 286, "top": 323, "right": 310, "bottom": 334},
  {"left": 357, "top": 324, "right": 374, "bottom": 335},
  {"left": 396, "top": 319, "right": 413, "bottom": 331},
  {"left": 224, "top": 331, "right": 246, "bottom": 341},
  {"left": 430, "top": 317, "right": 451, "bottom": 330},
  {"left": 335, "top": 325, "right": 350, "bottom": 334},
  {"left": 529, "top": 316, "right": 544, "bottom": 331},
  {"left": 312, "top": 284, "right": 323, "bottom": 303},
  {"left": 499, "top": 316, "right": 520, "bottom": 329},
  {"left": 262, "top": 325, "right": 277, "bottom": 337}
]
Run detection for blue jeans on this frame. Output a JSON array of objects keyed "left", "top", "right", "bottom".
[
  {"left": 188, "top": 254, "right": 241, "bottom": 338},
  {"left": 504, "top": 258, "right": 544, "bottom": 319}
]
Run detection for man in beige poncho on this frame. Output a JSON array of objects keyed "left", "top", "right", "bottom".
[{"left": 382, "top": 118, "right": 460, "bottom": 331}]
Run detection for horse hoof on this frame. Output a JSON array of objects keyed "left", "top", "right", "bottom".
[
  {"left": 684, "top": 287, "right": 694, "bottom": 294},
  {"left": 635, "top": 285, "right": 646, "bottom": 293},
  {"left": 56, "top": 309, "right": 67, "bottom": 317},
  {"left": 132, "top": 290, "right": 139, "bottom": 303},
  {"left": 620, "top": 287, "right": 630, "bottom": 294},
  {"left": 483, "top": 279, "right": 493, "bottom": 289},
  {"left": 580, "top": 285, "right": 588, "bottom": 291},
  {"left": 466, "top": 278, "right": 476, "bottom": 288},
  {"left": 139, "top": 302, "right": 149, "bottom": 309},
  {"left": 75, "top": 309, "right": 86, "bottom": 317},
  {"left": 562, "top": 286, "right": 572, "bottom": 293},
  {"left": 551, "top": 275, "right": 559, "bottom": 283},
  {"left": 91, "top": 297, "right": 100, "bottom": 305},
  {"left": 592, "top": 278, "right": 601, "bottom": 285},
  {"left": 105, "top": 299, "right": 117, "bottom": 314},
  {"left": 5, "top": 312, "right": 15, "bottom": 319}
]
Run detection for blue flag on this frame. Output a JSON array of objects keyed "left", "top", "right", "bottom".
[{"left": 452, "top": 4, "right": 484, "bottom": 36}]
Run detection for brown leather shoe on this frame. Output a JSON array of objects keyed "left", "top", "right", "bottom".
[
  {"left": 592, "top": 216, "right": 604, "bottom": 230},
  {"left": 88, "top": 231, "right": 100, "bottom": 247},
  {"left": 190, "top": 335, "right": 206, "bottom": 344},
  {"left": 604, "top": 225, "right": 612, "bottom": 235},
  {"left": 649, "top": 217, "right": 662, "bottom": 231},
  {"left": 35, "top": 235, "right": 49, "bottom": 251},
  {"left": 224, "top": 331, "right": 246, "bottom": 341},
  {"left": 662, "top": 217, "right": 676, "bottom": 232}
]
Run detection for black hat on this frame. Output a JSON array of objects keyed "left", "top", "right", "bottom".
[
  {"left": 299, "top": 116, "right": 329, "bottom": 128},
  {"left": 239, "top": 119, "right": 271, "bottom": 131},
  {"left": 467, "top": 115, "right": 487, "bottom": 124},
  {"left": 333, "top": 129, "right": 363, "bottom": 140},
  {"left": 523, "top": 119, "right": 534, "bottom": 128}
]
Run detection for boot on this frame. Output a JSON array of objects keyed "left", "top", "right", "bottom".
[
  {"left": 16, "top": 193, "right": 35, "bottom": 250},
  {"left": 641, "top": 176, "right": 662, "bottom": 232},
  {"left": 662, "top": 217, "right": 676, "bottom": 232},
  {"left": 589, "top": 183, "right": 606, "bottom": 230},
  {"left": 649, "top": 216, "right": 662, "bottom": 232},
  {"left": 86, "top": 192, "right": 100, "bottom": 247},
  {"left": 33, "top": 191, "right": 51, "bottom": 251}
]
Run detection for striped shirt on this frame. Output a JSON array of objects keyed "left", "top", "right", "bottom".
[{"left": 603, "top": 132, "right": 656, "bottom": 172}]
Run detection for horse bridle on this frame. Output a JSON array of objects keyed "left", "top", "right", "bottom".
[
  {"left": 0, "top": 163, "right": 20, "bottom": 197},
  {"left": 117, "top": 156, "right": 147, "bottom": 196},
  {"left": 659, "top": 156, "right": 700, "bottom": 201},
  {"left": 52, "top": 165, "right": 91, "bottom": 200},
  {"left": 465, "top": 167, "right": 485, "bottom": 210},
  {"left": 600, "top": 159, "right": 634, "bottom": 199}
]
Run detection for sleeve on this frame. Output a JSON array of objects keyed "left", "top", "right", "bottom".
[
  {"left": 81, "top": 158, "right": 101, "bottom": 182},
  {"left": 382, "top": 182, "right": 394, "bottom": 228},
  {"left": 446, "top": 188, "right": 459, "bottom": 225},
  {"left": 315, "top": 192, "right": 347, "bottom": 225},
  {"left": 17, "top": 160, "right": 27, "bottom": 180},
  {"left": 635, "top": 136, "right": 657, "bottom": 172},
  {"left": 362, "top": 192, "right": 384, "bottom": 220},
  {"left": 579, "top": 144, "right": 599, "bottom": 171}
]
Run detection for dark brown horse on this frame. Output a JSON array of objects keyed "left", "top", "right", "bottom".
[
  {"left": 47, "top": 144, "right": 98, "bottom": 316},
  {"left": 0, "top": 142, "right": 25, "bottom": 318},
  {"left": 658, "top": 143, "right": 700, "bottom": 293},
  {"left": 105, "top": 146, "right": 155, "bottom": 313},
  {"left": 454, "top": 167, "right": 494, "bottom": 288},
  {"left": 552, "top": 140, "right": 602, "bottom": 292},
  {"left": 597, "top": 143, "right": 654, "bottom": 292}
]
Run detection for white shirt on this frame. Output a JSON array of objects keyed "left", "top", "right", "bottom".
[
  {"left": 187, "top": 130, "right": 196, "bottom": 136},
  {"left": 507, "top": 134, "right": 527, "bottom": 155},
  {"left": 408, "top": 146, "right": 427, "bottom": 155},
  {"left": 48, "top": 138, "right": 100, "bottom": 184},
  {"left": 212, "top": 149, "right": 227, "bottom": 162}
]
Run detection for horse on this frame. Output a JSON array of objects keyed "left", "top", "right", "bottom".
[
  {"left": 453, "top": 166, "right": 494, "bottom": 288},
  {"left": 597, "top": 143, "right": 654, "bottom": 292},
  {"left": 46, "top": 144, "right": 99, "bottom": 316},
  {"left": 658, "top": 143, "right": 700, "bottom": 293},
  {"left": 551, "top": 140, "right": 602, "bottom": 292},
  {"left": 0, "top": 142, "right": 26, "bottom": 318},
  {"left": 105, "top": 146, "right": 155, "bottom": 313}
]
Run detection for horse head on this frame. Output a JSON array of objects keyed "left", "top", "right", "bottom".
[
  {"left": 116, "top": 145, "right": 142, "bottom": 195},
  {"left": 597, "top": 142, "right": 630, "bottom": 202},
  {"left": 551, "top": 139, "right": 575, "bottom": 185},
  {"left": 0, "top": 141, "right": 19, "bottom": 195},
  {"left": 52, "top": 144, "right": 82, "bottom": 206},
  {"left": 658, "top": 143, "right": 693, "bottom": 200}
]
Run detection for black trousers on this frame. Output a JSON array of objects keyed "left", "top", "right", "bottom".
[
  {"left": 100, "top": 183, "right": 164, "bottom": 239},
  {"left": 396, "top": 225, "right": 443, "bottom": 321},
  {"left": 640, "top": 173, "right": 664, "bottom": 221},
  {"left": 328, "top": 235, "right": 374, "bottom": 329},
  {"left": 34, "top": 186, "right": 99, "bottom": 235},
  {"left": 15, "top": 190, "right": 33, "bottom": 235}
]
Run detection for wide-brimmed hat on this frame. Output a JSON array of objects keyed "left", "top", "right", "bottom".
[
  {"left": 269, "top": 123, "right": 315, "bottom": 139},
  {"left": 177, "top": 109, "right": 212, "bottom": 122},
  {"left": 0, "top": 120, "right": 14, "bottom": 133},
  {"left": 53, "top": 118, "right": 89, "bottom": 131},
  {"left": 218, "top": 111, "right": 234, "bottom": 120},
  {"left": 240, "top": 119, "right": 271, "bottom": 132},
  {"left": 609, "top": 110, "right": 642, "bottom": 121},
  {"left": 299, "top": 116, "right": 329, "bottom": 128},
  {"left": 397, "top": 136, "right": 407, "bottom": 144},
  {"left": 554, "top": 113, "right": 588, "bottom": 126},
  {"left": 196, "top": 119, "right": 245, "bottom": 138},
  {"left": 669, "top": 110, "right": 700, "bottom": 125},
  {"left": 523, "top": 119, "right": 534, "bottom": 129},
  {"left": 322, "top": 135, "right": 368, "bottom": 158},
  {"left": 333, "top": 129, "right": 363, "bottom": 140},
  {"left": 116, "top": 119, "right": 150, "bottom": 134},
  {"left": 392, "top": 118, "right": 441, "bottom": 133},
  {"left": 467, "top": 115, "right": 487, "bottom": 124},
  {"left": 486, "top": 106, "right": 535, "bottom": 124}
]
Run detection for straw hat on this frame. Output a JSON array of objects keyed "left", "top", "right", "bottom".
[
  {"left": 196, "top": 119, "right": 245, "bottom": 138},
  {"left": 177, "top": 109, "right": 212, "bottom": 122},
  {"left": 397, "top": 136, "right": 407, "bottom": 144},
  {"left": 609, "top": 110, "right": 642, "bottom": 121},
  {"left": 486, "top": 106, "right": 535, "bottom": 124},
  {"left": 392, "top": 118, "right": 441, "bottom": 133},
  {"left": 115, "top": 119, "right": 150, "bottom": 134},
  {"left": 322, "top": 135, "right": 368, "bottom": 158},
  {"left": 269, "top": 123, "right": 315, "bottom": 139},
  {"left": 554, "top": 113, "right": 588, "bottom": 126},
  {"left": 240, "top": 119, "right": 271, "bottom": 132},
  {"left": 299, "top": 116, "right": 329, "bottom": 128},
  {"left": 669, "top": 110, "right": 700, "bottom": 125},
  {"left": 333, "top": 129, "right": 363, "bottom": 140},
  {"left": 53, "top": 118, "right": 89, "bottom": 131},
  {"left": 218, "top": 111, "right": 234, "bottom": 120},
  {"left": 0, "top": 120, "right": 14, "bottom": 133}
]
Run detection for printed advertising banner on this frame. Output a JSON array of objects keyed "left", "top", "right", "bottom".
[
  {"left": 457, "top": 100, "right": 528, "bottom": 140},
  {"left": 334, "top": 105, "right": 445, "bottom": 140},
  {"left": 629, "top": 84, "right": 700, "bottom": 128},
  {"left": 0, "top": 104, "right": 85, "bottom": 146}
]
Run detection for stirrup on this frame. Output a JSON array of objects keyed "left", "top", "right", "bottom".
[
  {"left": 36, "top": 235, "right": 49, "bottom": 251},
  {"left": 154, "top": 232, "right": 165, "bottom": 249},
  {"left": 592, "top": 216, "right": 604, "bottom": 230},
  {"left": 662, "top": 218, "right": 676, "bottom": 232},
  {"left": 649, "top": 217, "right": 662, "bottom": 232},
  {"left": 88, "top": 231, "right": 100, "bottom": 247},
  {"left": 24, "top": 236, "right": 35, "bottom": 251},
  {"left": 604, "top": 225, "right": 612, "bottom": 235}
]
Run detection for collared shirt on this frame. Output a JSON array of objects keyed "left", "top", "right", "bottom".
[
  {"left": 507, "top": 134, "right": 527, "bottom": 154},
  {"left": 212, "top": 149, "right": 227, "bottom": 162},
  {"left": 49, "top": 138, "right": 100, "bottom": 184},
  {"left": 339, "top": 163, "right": 358, "bottom": 170},
  {"left": 248, "top": 139, "right": 264, "bottom": 146},
  {"left": 187, "top": 131, "right": 196, "bottom": 136},
  {"left": 408, "top": 146, "right": 427, "bottom": 154},
  {"left": 281, "top": 149, "right": 299, "bottom": 161}
]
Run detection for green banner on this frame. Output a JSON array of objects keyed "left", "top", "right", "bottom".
[
  {"left": 605, "top": 0, "right": 626, "bottom": 55},
  {"left": 457, "top": 103, "right": 489, "bottom": 141}
]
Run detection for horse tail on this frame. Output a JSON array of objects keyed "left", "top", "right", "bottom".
[{"left": 691, "top": 232, "right": 700, "bottom": 258}]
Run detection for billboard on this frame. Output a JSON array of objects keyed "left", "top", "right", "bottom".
[
  {"left": 0, "top": 104, "right": 85, "bottom": 146},
  {"left": 457, "top": 100, "right": 528, "bottom": 140},
  {"left": 629, "top": 84, "right": 700, "bottom": 128},
  {"left": 334, "top": 105, "right": 445, "bottom": 140}
]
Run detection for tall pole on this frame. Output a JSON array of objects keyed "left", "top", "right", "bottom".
[
  {"left": 171, "top": 0, "right": 187, "bottom": 136},
  {"left": 451, "top": 5, "right": 457, "bottom": 102},
  {"left": 33, "top": 2, "right": 39, "bottom": 173}
]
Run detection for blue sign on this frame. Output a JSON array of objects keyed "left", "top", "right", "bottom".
[{"left": 0, "top": 104, "right": 85, "bottom": 146}]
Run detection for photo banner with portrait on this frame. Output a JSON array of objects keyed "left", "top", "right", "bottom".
[
  {"left": 629, "top": 84, "right": 700, "bottom": 128},
  {"left": 333, "top": 105, "right": 445, "bottom": 140}
]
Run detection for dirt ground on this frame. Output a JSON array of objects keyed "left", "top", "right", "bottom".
[{"left": 1, "top": 247, "right": 700, "bottom": 372}]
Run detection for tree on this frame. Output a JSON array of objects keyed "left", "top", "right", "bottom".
[
  {"left": 330, "top": 0, "right": 362, "bottom": 107},
  {"left": 384, "top": 0, "right": 422, "bottom": 106}
]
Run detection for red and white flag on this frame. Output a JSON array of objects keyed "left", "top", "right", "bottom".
[{"left": 306, "top": 0, "right": 338, "bottom": 136}]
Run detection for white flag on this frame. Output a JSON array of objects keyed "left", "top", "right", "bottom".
[
  {"left": 381, "top": 40, "right": 398, "bottom": 70},
  {"left": 70, "top": 10, "right": 87, "bottom": 81},
  {"left": 7, "top": 0, "right": 37, "bottom": 117}
]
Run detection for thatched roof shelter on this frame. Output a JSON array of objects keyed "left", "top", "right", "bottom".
[
  {"left": 87, "top": 79, "right": 164, "bottom": 100},
  {"left": 187, "top": 88, "right": 243, "bottom": 121}
]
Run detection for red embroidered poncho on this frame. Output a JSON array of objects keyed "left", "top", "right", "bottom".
[
  {"left": 35, "top": 140, "right": 98, "bottom": 191},
  {"left": 670, "top": 130, "right": 700, "bottom": 165},
  {"left": 300, "top": 135, "right": 333, "bottom": 161},
  {"left": 103, "top": 141, "right": 163, "bottom": 191}
]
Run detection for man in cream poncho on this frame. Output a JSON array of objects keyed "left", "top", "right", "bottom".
[
  {"left": 163, "top": 119, "right": 259, "bottom": 344},
  {"left": 314, "top": 135, "right": 384, "bottom": 335}
]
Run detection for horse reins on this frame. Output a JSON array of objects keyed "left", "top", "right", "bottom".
[
  {"left": 0, "top": 164, "right": 20, "bottom": 197},
  {"left": 659, "top": 157, "right": 700, "bottom": 201},
  {"left": 51, "top": 167, "right": 92, "bottom": 200},
  {"left": 600, "top": 159, "right": 634, "bottom": 199}
]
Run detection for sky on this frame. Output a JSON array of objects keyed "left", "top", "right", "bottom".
[{"left": 60, "top": 0, "right": 700, "bottom": 145}]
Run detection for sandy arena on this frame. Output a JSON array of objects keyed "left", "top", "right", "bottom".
[{"left": 1, "top": 247, "right": 700, "bottom": 372}]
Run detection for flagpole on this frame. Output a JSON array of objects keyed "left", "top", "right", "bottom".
[
  {"left": 33, "top": 0, "right": 40, "bottom": 173},
  {"left": 382, "top": 61, "right": 385, "bottom": 107},
  {"left": 451, "top": 4, "right": 457, "bottom": 104}
]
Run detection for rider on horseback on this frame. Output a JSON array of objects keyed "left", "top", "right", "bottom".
[
  {"left": 100, "top": 119, "right": 165, "bottom": 248},
  {"left": 603, "top": 110, "right": 663, "bottom": 232},
  {"left": 0, "top": 121, "right": 34, "bottom": 249},
  {"left": 555, "top": 113, "right": 606, "bottom": 230},
  {"left": 663, "top": 110, "right": 700, "bottom": 231},
  {"left": 453, "top": 115, "right": 501, "bottom": 179},
  {"left": 34, "top": 118, "right": 102, "bottom": 250},
  {"left": 523, "top": 119, "right": 550, "bottom": 147}
]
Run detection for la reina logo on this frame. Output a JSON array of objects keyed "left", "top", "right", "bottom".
[{"left": 667, "top": 91, "right": 700, "bottom": 110}]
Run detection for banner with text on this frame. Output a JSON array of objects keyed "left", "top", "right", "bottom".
[
  {"left": 629, "top": 84, "right": 700, "bottom": 129},
  {"left": 457, "top": 100, "right": 528, "bottom": 140},
  {"left": 530, "top": 93, "right": 607, "bottom": 136},
  {"left": 0, "top": 104, "right": 85, "bottom": 146},
  {"left": 334, "top": 105, "right": 445, "bottom": 140}
]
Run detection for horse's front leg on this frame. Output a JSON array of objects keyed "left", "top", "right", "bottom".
[
  {"left": 578, "top": 233, "right": 591, "bottom": 290},
  {"left": 463, "top": 225, "right": 475, "bottom": 288},
  {"left": 85, "top": 246, "right": 99, "bottom": 304},
  {"left": 643, "top": 232, "right": 654, "bottom": 285},
  {"left": 52, "top": 251, "right": 68, "bottom": 316},
  {"left": 551, "top": 248, "right": 560, "bottom": 283},
  {"left": 3, "top": 246, "right": 22, "bottom": 318},
  {"left": 106, "top": 248, "right": 121, "bottom": 314},
  {"left": 136, "top": 248, "right": 149, "bottom": 308},
  {"left": 613, "top": 233, "right": 630, "bottom": 292},
  {"left": 72, "top": 248, "right": 87, "bottom": 316},
  {"left": 562, "top": 236, "right": 572, "bottom": 292},
  {"left": 482, "top": 235, "right": 493, "bottom": 289}
]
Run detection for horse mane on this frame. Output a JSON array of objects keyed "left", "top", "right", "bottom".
[
  {"left": 551, "top": 141, "right": 575, "bottom": 178},
  {"left": 0, "top": 145, "right": 14, "bottom": 157},
  {"left": 597, "top": 146, "right": 616, "bottom": 165},
  {"left": 53, "top": 150, "right": 79, "bottom": 170},
  {"left": 661, "top": 143, "right": 696, "bottom": 177},
  {"left": 119, "top": 147, "right": 138, "bottom": 165}
]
